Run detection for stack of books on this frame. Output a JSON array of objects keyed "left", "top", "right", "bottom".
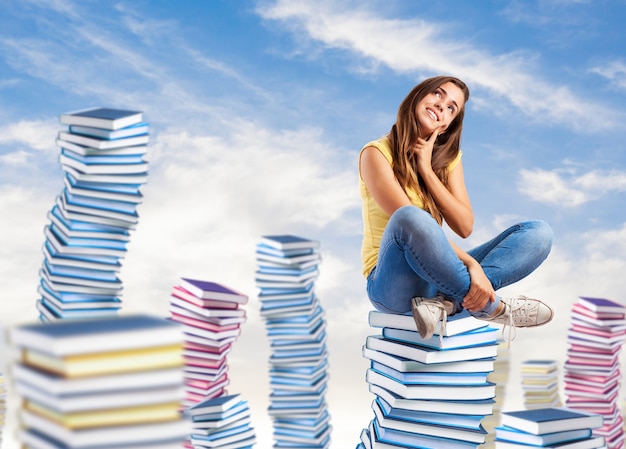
[
  {"left": 255, "top": 235, "right": 331, "bottom": 449},
  {"left": 37, "top": 107, "right": 149, "bottom": 321},
  {"left": 168, "top": 277, "right": 248, "bottom": 408},
  {"left": 495, "top": 407, "right": 604, "bottom": 448},
  {"left": 482, "top": 340, "right": 511, "bottom": 448},
  {"left": 521, "top": 360, "right": 561, "bottom": 410},
  {"left": 564, "top": 296, "right": 626, "bottom": 448},
  {"left": 185, "top": 394, "right": 256, "bottom": 448},
  {"left": 9, "top": 314, "right": 190, "bottom": 449},
  {"left": 357, "top": 309, "right": 500, "bottom": 449},
  {"left": 0, "top": 372, "right": 5, "bottom": 445}
]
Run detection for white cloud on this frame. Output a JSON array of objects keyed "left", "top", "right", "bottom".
[
  {"left": 590, "top": 60, "right": 626, "bottom": 90},
  {"left": 517, "top": 167, "right": 626, "bottom": 206},
  {"left": 257, "top": 0, "right": 614, "bottom": 131},
  {"left": 0, "top": 119, "right": 58, "bottom": 152}
]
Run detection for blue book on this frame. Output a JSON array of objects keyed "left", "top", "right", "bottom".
[
  {"left": 10, "top": 314, "right": 184, "bottom": 356},
  {"left": 43, "top": 260, "right": 120, "bottom": 283},
  {"left": 60, "top": 107, "right": 143, "bottom": 130},
  {"left": 369, "top": 308, "right": 486, "bottom": 337},
  {"left": 366, "top": 368, "right": 496, "bottom": 401},
  {"left": 45, "top": 226, "right": 127, "bottom": 259},
  {"left": 261, "top": 235, "right": 320, "bottom": 251},
  {"left": 187, "top": 394, "right": 242, "bottom": 415},
  {"left": 48, "top": 207, "right": 130, "bottom": 241},
  {"left": 371, "top": 418, "right": 481, "bottom": 449},
  {"left": 372, "top": 399, "right": 487, "bottom": 443},
  {"left": 376, "top": 396, "right": 484, "bottom": 430},
  {"left": 69, "top": 122, "right": 149, "bottom": 140},
  {"left": 65, "top": 172, "right": 143, "bottom": 194},
  {"left": 63, "top": 190, "right": 139, "bottom": 215},
  {"left": 495, "top": 425, "right": 592, "bottom": 446},
  {"left": 39, "top": 279, "right": 120, "bottom": 303},
  {"left": 38, "top": 299, "right": 120, "bottom": 319},
  {"left": 256, "top": 243, "right": 315, "bottom": 258},
  {"left": 43, "top": 239, "right": 122, "bottom": 269},
  {"left": 578, "top": 296, "right": 626, "bottom": 313},
  {"left": 61, "top": 147, "right": 146, "bottom": 165},
  {"left": 500, "top": 407, "right": 604, "bottom": 435},
  {"left": 370, "top": 361, "right": 489, "bottom": 385},
  {"left": 190, "top": 400, "right": 248, "bottom": 422},
  {"left": 58, "top": 130, "right": 149, "bottom": 150},
  {"left": 382, "top": 325, "right": 499, "bottom": 350}
]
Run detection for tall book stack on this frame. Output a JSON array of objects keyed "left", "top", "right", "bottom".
[
  {"left": 521, "top": 360, "right": 561, "bottom": 410},
  {"left": 37, "top": 108, "right": 149, "bottom": 321},
  {"left": 168, "top": 277, "right": 248, "bottom": 408},
  {"left": 357, "top": 309, "right": 500, "bottom": 449},
  {"left": 482, "top": 340, "right": 511, "bottom": 449},
  {"left": 564, "top": 296, "right": 626, "bottom": 449},
  {"left": 185, "top": 394, "right": 256, "bottom": 448},
  {"left": 9, "top": 314, "right": 190, "bottom": 449},
  {"left": 255, "top": 235, "right": 331, "bottom": 449},
  {"left": 494, "top": 407, "right": 604, "bottom": 449}
]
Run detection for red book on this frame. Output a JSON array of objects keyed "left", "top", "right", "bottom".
[{"left": 184, "top": 341, "right": 232, "bottom": 354}]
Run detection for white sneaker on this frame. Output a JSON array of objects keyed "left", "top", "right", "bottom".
[
  {"left": 411, "top": 296, "right": 455, "bottom": 340},
  {"left": 479, "top": 295, "right": 553, "bottom": 344}
]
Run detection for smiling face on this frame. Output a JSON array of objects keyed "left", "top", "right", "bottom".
[{"left": 416, "top": 81, "right": 466, "bottom": 138}]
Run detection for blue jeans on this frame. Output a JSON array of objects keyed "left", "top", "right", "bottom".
[{"left": 366, "top": 206, "right": 553, "bottom": 318}]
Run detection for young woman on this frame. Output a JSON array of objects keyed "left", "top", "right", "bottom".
[{"left": 359, "top": 75, "right": 554, "bottom": 340}]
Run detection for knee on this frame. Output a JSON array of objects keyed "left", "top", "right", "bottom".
[
  {"left": 390, "top": 205, "right": 434, "bottom": 229},
  {"left": 526, "top": 220, "right": 554, "bottom": 253}
]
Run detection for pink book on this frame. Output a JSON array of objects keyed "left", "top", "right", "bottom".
[
  {"left": 578, "top": 296, "right": 626, "bottom": 313},
  {"left": 572, "top": 303, "right": 625, "bottom": 320},
  {"left": 185, "top": 372, "right": 228, "bottom": 389},
  {"left": 566, "top": 355, "right": 616, "bottom": 366},
  {"left": 570, "top": 323, "right": 626, "bottom": 338},
  {"left": 184, "top": 340, "right": 232, "bottom": 354},
  {"left": 171, "top": 286, "right": 240, "bottom": 309},
  {"left": 170, "top": 311, "right": 241, "bottom": 332},
  {"left": 569, "top": 342, "right": 619, "bottom": 355},
  {"left": 184, "top": 355, "right": 227, "bottom": 369}
]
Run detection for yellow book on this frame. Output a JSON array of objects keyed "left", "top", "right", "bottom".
[
  {"left": 25, "top": 399, "right": 182, "bottom": 429},
  {"left": 22, "top": 344, "right": 183, "bottom": 378}
]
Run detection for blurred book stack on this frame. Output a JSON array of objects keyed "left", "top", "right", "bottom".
[
  {"left": 357, "top": 309, "right": 500, "bottom": 449},
  {"left": 564, "top": 296, "right": 626, "bottom": 449},
  {"left": 10, "top": 314, "right": 190, "bottom": 449},
  {"left": 482, "top": 340, "right": 511, "bottom": 448},
  {"left": 255, "top": 235, "right": 332, "bottom": 449},
  {"left": 185, "top": 393, "right": 256, "bottom": 449},
  {"left": 37, "top": 107, "right": 149, "bottom": 321},
  {"left": 494, "top": 407, "right": 604, "bottom": 448},
  {"left": 169, "top": 277, "right": 248, "bottom": 408},
  {"left": 522, "top": 360, "right": 562, "bottom": 410},
  {"left": 0, "top": 372, "right": 5, "bottom": 445}
]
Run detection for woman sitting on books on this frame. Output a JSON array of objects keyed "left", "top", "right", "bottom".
[{"left": 359, "top": 75, "right": 554, "bottom": 340}]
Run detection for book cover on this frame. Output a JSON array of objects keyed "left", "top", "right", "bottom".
[
  {"left": 366, "top": 369, "right": 496, "bottom": 401},
  {"left": 578, "top": 296, "right": 626, "bottom": 313},
  {"left": 10, "top": 315, "right": 183, "bottom": 356},
  {"left": 261, "top": 234, "right": 320, "bottom": 250},
  {"left": 60, "top": 107, "right": 143, "bottom": 130},
  {"left": 368, "top": 309, "right": 487, "bottom": 337},
  {"left": 500, "top": 407, "right": 604, "bottom": 435},
  {"left": 69, "top": 122, "right": 149, "bottom": 139},
  {"left": 179, "top": 278, "right": 248, "bottom": 303},
  {"left": 365, "top": 334, "right": 499, "bottom": 364},
  {"left": 382, "top": 324, "right": 498, "bottom": 350}
]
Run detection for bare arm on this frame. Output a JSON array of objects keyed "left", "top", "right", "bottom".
[
  {"left": 359, "top": 146, "right": 411, "bottom": 216},
  {"left": 449, "top": 239, "right": 496, "bottom": 311},
  {"left": 413, "top": 130, "right": 474, "bottom": 237}
]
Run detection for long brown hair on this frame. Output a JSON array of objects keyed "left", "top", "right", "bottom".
[{"left": 388, "top": 76, "right": 470, "bottom": 224}]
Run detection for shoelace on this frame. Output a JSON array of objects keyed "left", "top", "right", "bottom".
[
  {"left": 500, "top": 301, "right": 519, "bottom": 348},
  {"left": 429, "top": 301, "right": 448, "bottom": 346}
]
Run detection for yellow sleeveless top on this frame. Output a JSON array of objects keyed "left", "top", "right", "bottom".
[{"left": 358, "top": 136, "right": 462, "bottom": 277}]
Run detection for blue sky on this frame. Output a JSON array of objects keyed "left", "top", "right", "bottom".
[{"left": 1, "top": 0, "right": 626, "bottom": 447}]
